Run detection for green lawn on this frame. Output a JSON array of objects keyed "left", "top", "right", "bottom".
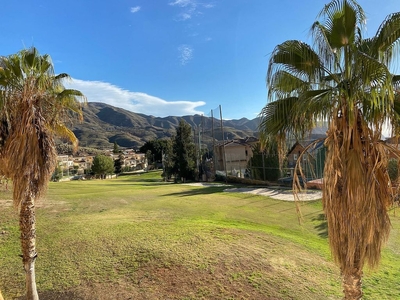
[{"left": 0, "top": 171, "right": 399, "bottom": 299}]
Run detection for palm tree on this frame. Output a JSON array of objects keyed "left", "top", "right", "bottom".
[
  {"left": 0, "top": 47, "right": 85, "bottom": 300},
  {"left": 259, "top": 1, "right": 400, "bottom": 299}
]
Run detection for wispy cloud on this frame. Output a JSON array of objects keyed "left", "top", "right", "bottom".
[
  {"left": 130, "top": 6, "right": 141, "bottom": 13},
  {"left": 202, "top": 3, "right": 214, "bottom": 8},
  {"left": 169, "top": 0, "right": 214, "bottom": 21},
  {"left": 64, "top": 79, "right": 205, "bottom": 117},
  {"left": 169, "top": 1, "right": 214, "bottom": 65},
  {"left": 181, "top": 13, "right": 192, "bottom": 20},
  {"left": 178, "top": 44, "right": 193, "bottom": 65},
  {"left": 169, "top": 0, "right": 192, "bottom": 7}
]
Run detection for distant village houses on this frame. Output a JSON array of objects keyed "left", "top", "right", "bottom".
[{"left": 56, "top": 149, "right": 147, "bottom": 180}]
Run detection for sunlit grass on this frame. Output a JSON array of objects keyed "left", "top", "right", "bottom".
[{"left": 0, "top": 171, "right": 399, "bottom": 299}]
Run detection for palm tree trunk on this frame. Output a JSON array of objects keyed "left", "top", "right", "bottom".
[
  {"left": 342, "top": 268, "right": 363, "bottom": 300},
  {"left": 19, "top": 193, "right": 39, "bottom": 300}
]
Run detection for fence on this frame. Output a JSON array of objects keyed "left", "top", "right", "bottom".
[{"left": 193, "top": 106, "right": 326, "bottom": 183}]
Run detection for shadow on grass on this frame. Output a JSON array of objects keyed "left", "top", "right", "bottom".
[
  {"left": 94, "top": 178, "right": 165, "bottom": 183},
  {"left": 92, "top": 182, "right": 171, "bottom": 187},
  {"left": 137, "top": 178, "right": 165, "bottom": 183},
  {"left": 312, "top": 213, "right": 328, "bottom": 238},
  {"left": 163, "top": 186, "right": 228, "bottom": 197}
]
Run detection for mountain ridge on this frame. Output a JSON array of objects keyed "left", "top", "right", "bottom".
[{"left": 71, "top": 102, "right": 260, "bottom": 149}]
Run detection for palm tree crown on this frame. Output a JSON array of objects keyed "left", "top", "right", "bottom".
[{"left": 0, "top": 47, "right": 85, "bottom": 204}]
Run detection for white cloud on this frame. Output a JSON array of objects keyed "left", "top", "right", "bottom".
[
  {"left": 178, "top": 44, "right": 193, "bottom": 65},
  {"left": 169, "top": 0, "right": 193, "bottom": 7},
  {"left": 181, "top": 13, "right": 192, "bottom": 20},
  {"left": 130, "top": 6, "right": 141, "bottom": 13},
  {"left": 64, "top": 78, "right": 205, "bottom": 117}
]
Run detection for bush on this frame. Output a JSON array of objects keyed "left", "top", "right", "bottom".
[{"left": 388, "top": 158, "right": 399, "bottom": 182}]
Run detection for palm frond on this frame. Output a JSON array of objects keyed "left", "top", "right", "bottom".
[
  {"left": 54, "top": 73, "right": 70, "bottom": 81},
  {"left": 317, "top": 0, "right": 366, "bottom": 32},
  {"left": 373, "top": 12, "right": 400, "bottom": 65},
  {"left": 311, "top": 21, "right": 341, "bottom": 75},
  {"left": 267, "top": 70, "right": 309, "bottom": 99},
  {"left": 259, "top": 96, "right": 315, "bottom": 140},
  {"left": 267, "top": 40, "right": 322, "bottom": 87}
]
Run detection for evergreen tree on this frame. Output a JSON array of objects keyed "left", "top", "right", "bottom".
[
  {"left": 113, "top": 141, "right": 119, "bottom": 154},
  {"left": 388, "top": 158, "right": 399, "bottom": 183},
  {"left": 114, "top": 154, "right": 124, "bottom": 176},
  {"left": 140, "top": 139, "right": 170, "bottom": 163},
  {"left": 145, "top": 150, "right": 153, "bottom": 167},
  {"left": 172, "top": 119, "right": 197, "bottom": 182}
]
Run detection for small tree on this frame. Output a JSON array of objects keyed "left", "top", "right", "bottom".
[
  {"left": 388, "top": 158, "right": 399, "bottom": 183},
  {"left": 172, "top": 119, "right": 197, "bottom": 182},
  {"left": 162, "top": 138, "right": 173, "bottom": 181},
  {"left": 92, "top": 155, "right": 114, "bottom": 179},
  {"left": 113, "top": 141, "right": 119, "bottom": 154},
  {"left": 114, "top": 154, "right": 124, "bottom": 176},
  {"left": 145, "top": 149, "right": 154, "bottom": 169},
  {"left": 52, "top": 165, "right": 63, "bottom": 182},
  {"left": 248, "top": 143, "right": 280, "bottom": 181}
]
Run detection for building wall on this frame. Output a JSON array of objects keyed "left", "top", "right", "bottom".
[
  {"left": 286, "top": 143, "right": 318, "bottom": 178},
  {"left": 224, "top": 144, "right": 252, "bottom": 175},
  {"left": 214, "top": 139, "right": 257, "bottom": 176}
]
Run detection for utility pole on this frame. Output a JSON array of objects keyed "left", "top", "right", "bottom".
[{"left": 219, "top": 105, "right": 228, "bottom": 182}]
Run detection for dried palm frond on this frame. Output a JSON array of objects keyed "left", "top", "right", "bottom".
[{"left": 323, "top": 109, "right": 392, "bottom": 275}]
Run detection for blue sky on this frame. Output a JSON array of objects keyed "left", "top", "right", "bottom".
[{"left": 2, "top": 0, "right": 399, "bottom": 120}]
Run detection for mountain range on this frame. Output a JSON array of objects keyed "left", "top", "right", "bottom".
[{"left": 71, "top": 102, "right": 260, "bottom": 149}]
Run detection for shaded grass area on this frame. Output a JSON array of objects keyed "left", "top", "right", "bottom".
[{"left": 0, "top": 171, "right": 399, "bottom": 299}]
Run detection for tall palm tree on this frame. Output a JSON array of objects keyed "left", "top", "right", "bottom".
[
  {"left": 259, "top": 1, "right": 400, "bottom": 299},
  {"left": 0, "top": 48, "right": 85, "bottom": 300}
]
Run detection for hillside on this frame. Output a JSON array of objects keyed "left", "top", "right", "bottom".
[{"left": 70, "top": 102, "right": 260, "bottom": 149}]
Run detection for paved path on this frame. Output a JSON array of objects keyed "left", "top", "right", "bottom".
[{"left": 185, "top": 183, "right": 322, "bottom": 201}]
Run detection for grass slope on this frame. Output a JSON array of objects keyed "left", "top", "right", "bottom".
[{"left": 0, "top": 172, "right": 400, "bottom": 299}]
